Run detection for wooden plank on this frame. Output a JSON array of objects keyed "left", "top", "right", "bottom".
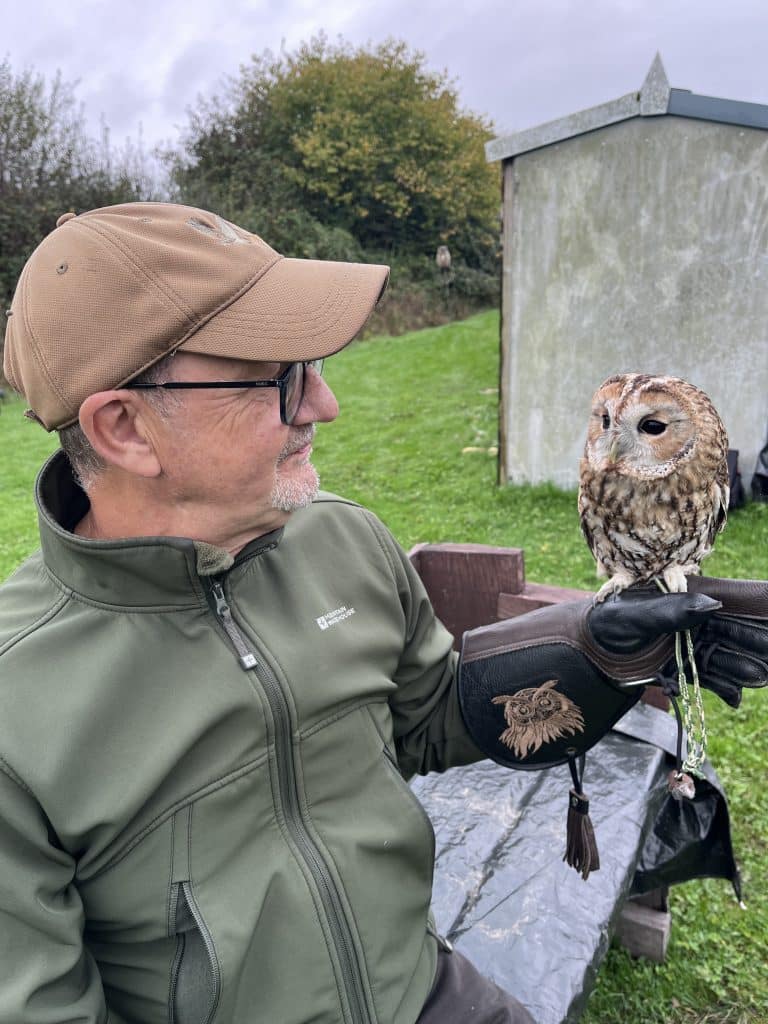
[
  {"left": 614, "top": 900, "right": 671, "bottom": 963},
  {"left": 630, "top": 887, "right": 669, "bottom": 912},
  {"left": 497, "top": 582, "right": 591, "bottom": 618},
  {"left": 636, "top": 686, "right": 670, "bottom": 711},
  {"left": 409, "top": 543, "right": 524, "bottom": 648}
]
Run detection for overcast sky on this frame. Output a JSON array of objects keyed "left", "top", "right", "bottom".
[{"left": 4, "top": 0, "right": 768, "bottom": 158}]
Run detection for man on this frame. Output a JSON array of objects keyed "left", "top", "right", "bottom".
[{"left": 1, "top": 203, "right": 766, "bottom": 1024}]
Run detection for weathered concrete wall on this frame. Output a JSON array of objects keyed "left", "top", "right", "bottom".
[{"left": 500, "top": 115, "right": 768, "bottom": 487}]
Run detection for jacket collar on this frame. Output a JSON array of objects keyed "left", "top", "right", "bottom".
[{"left": 36, "top": 451, "right": 282, "bottom": 607}]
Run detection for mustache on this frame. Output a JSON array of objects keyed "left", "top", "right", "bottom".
[{"left": 277, "top": 425, "right": 316, "bottom": 461}]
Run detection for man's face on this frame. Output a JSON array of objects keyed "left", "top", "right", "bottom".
[{"left": 142, "top": 351, "right": 339, "bottom": 541}]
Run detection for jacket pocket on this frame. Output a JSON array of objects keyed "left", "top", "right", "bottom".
[
  {"left": 169, "top": 881, "right": 221, "bottom": 1024},
  {"left": 381, "top": 743, "right": 436, "bottom": 865}
]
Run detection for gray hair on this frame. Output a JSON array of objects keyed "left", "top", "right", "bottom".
[{"left": 58, "top": 352, "right": 181, "bottom": 491}]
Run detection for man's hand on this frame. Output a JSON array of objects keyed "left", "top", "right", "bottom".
[
  {"left": 670, "top": 577, "right": 768, "bottom": 707},
  {"left": 590, "top": 580, "right": 768, "bottom": 707},
  {"left": 587, "top": 589, "right": 722, "bottom": 653},
  {"left": 458, "top": 579, "right": 767, "bottom": 770}
]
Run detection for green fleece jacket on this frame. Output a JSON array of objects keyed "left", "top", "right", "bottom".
[{"left": 0, "top": 452, "right": 483, "bottom": 1024}]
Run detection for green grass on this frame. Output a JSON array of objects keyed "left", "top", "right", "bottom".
[
  {"left": 2, "top": 310, "right": 767, "bottom": 1022},
  {"left": 0, "top": 403, "right": 58, "bottom": 576}
]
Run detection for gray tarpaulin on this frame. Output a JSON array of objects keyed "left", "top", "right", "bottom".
[{"left": 410, "top": 702, "right": 737, "bottom": 1024}]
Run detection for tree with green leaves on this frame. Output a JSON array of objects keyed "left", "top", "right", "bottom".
[
  {"left": 0, "top": 59, "right": 155, "bottom": 346},
  {"left": 165, "top": 36, "right": 500, "bottom": 282}
]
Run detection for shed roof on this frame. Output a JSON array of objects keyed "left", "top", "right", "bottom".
[{"left": 486, "top": 54, "right": 768, "bottom": 164}]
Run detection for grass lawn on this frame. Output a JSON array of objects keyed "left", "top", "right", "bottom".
[{"left": 1, "top": 309, "right": 767, "bottom": 1022}]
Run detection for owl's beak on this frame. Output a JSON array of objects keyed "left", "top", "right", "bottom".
[{"left": 606, "top": 427, "right": 631, "bottom": 465}]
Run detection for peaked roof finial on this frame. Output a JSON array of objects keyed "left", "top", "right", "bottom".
[
  {"left": 485, "top": 50, "right": 768, "bottom": 164},
  {"left": 640, "top": 53, "right": 670, "bottom": 115}
]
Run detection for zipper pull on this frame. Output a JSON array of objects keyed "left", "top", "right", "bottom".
[
  {"left": 211, "top": 581, "right": 230, "bottom": 618},
  {"left": 210, "top": 581, "right": 258, "bottom": 671}
]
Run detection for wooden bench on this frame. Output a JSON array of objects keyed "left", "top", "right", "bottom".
[{"left": 408, "top": 543, "right": 675, "bottom": 1024}]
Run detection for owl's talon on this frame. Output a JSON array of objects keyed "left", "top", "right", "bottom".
[
  {"left": 661, "top": 565, "right": 696, "bottom": 594},
  {"left": 593, "top": 573, "right": 635, "bottom": 604}
]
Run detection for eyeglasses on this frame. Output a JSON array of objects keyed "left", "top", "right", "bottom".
[{"left": 124, "top": 359, "right": 324, "bottom": 425}]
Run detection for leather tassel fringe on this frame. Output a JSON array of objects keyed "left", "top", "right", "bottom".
[{"left": 564, "top": 756, "right": 600, "bottom": 880}]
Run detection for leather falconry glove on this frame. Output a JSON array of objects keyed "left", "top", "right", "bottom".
[
  {"left": 457, "top": 578, "right": 768, "bottom": 878},
  {"left": 659, "top": 576, "right": 768, "bottom": 708}
]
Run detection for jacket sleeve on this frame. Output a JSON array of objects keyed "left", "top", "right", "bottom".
[
  {"left": 364, "top": 513, "right": 484, "bottom": 778},
  {"left": 0, "top": 765, "right": 124, "bottom": 1024}
]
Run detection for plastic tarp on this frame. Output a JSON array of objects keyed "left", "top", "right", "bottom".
[{"left": 410, "top": 702, "right": 737, "bottom": 1024}]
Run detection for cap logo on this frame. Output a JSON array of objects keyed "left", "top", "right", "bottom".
[
  {"left": 491, "top": 679, "right": 584, "bottom": 758},
  {"left": 187, "top": 215, "right": 249, "bottom": 246}
]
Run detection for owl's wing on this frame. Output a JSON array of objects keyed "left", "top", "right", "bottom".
[
  {"left": 698, "top": 449, "right": 730, "bottom": 555},
  {"left": 708, "top": 469, "right": 730, "bottom": 545},
  {"left": 577, "top": 480, "right": 600, "bottom": 563}
]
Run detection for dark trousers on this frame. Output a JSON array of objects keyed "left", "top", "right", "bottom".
[{"left": 417, "top": 948, "right": 535, "bottom": 1024}]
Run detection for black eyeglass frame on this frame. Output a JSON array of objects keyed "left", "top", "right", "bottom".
[{"left": 123, "top": 358, "right": 324, "bottom": 426}]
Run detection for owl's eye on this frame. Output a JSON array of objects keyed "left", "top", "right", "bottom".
[
  {"left": 601, "top": 413, "right": 610, "bottom": 429},
  {"left": 639, "top": 419, "right": 667, "bottom": 436}
]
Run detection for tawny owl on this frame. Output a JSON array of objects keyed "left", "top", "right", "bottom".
[{"left": 578, "top": 373, "right": 729, "bottom": 602}]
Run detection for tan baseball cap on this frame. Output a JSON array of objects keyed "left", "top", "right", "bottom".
[{"left": 3, "top": 202, "right": 389, "bottom": 430}]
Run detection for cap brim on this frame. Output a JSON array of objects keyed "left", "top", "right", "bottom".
[{"left": 181, "top": 256, "right": 389, "bottom": 363}]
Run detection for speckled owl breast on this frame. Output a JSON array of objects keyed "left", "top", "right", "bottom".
[
  {"left": 579, "top": 458, "right": 721, "bottom": 582},
  {"left": 578, "top": 373, "right": 729, "bottom": 597}
]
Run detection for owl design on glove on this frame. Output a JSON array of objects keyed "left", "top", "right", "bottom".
[{"left": 492, "top": 679, "right": 585, "bottom": 758}]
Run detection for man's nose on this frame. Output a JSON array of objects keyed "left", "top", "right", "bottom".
[{"left": 295, "top": 364, "right": 339, "bottom": 424}]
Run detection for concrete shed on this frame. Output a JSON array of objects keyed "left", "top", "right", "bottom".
[{"left": 487, "top": 55, "right": 768, "bottom": 488}]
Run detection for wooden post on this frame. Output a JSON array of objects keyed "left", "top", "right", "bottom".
[
  {"left": 615, "top": 888, "right": 671, "bottom": 962},
  {"left": 409, "top": 542, "right": 525, "bottom": 648}
]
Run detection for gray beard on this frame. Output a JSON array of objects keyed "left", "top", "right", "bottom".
[
  {"left": 270, "top": 425, "right": 319, "bottom": 511},
  {"left": 270, "top": 463, "right": 319, "bottom": 512}
]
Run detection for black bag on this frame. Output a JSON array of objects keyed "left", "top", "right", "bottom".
[
  {"left": 751, "top": 430, "right": 768, "bottom": 503},
  {"left": 727, "top": 449, "right": 746, "bottom": 510}
]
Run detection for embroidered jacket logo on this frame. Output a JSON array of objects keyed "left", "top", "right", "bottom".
[{"left": 316, "top": 606, "right": 356, "bottom": 631}]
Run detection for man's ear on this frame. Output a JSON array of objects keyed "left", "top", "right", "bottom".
[{"left": 78, "top": 391, "right": 163, "bottom": 478}]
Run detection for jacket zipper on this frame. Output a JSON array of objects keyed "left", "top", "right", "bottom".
[
  {"left": 208, "top": 579, "right": 373, "bottom": 1024},
  {"left": 180, "top": 881, "right": 221, "bottom": 1024},
  {"left": 210, "top": 582, "right": 258, "bottom": 669}
]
